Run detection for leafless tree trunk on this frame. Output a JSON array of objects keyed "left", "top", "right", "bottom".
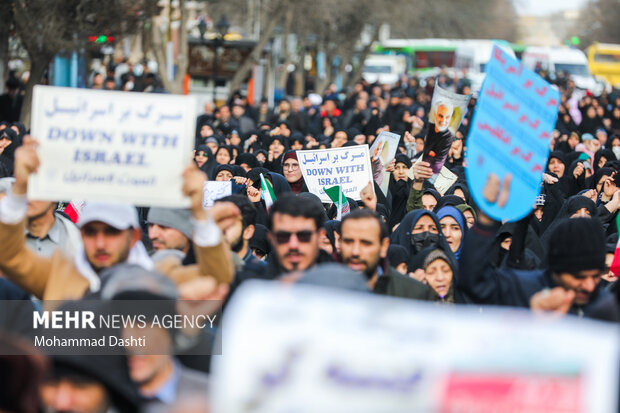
[
  {"left": 344, "top": 26, "right": 378, "bottom": 90},
  {"left": 151, "top": 0, "right": 188, "bottom": 94},
  {"left": 277, "top": 7, "right": 294, "bottom": 90},
  {"left": 227, "top": 2, "right": 286, "bottom": 100}
]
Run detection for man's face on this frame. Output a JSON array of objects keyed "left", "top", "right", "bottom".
[
  {"left": 421, "top": 194, "right": 437, "bottom": 212},
  {"left": 41, "top": 378, "right": 110, "bottom": 413},
  {"left": 415, "top": 138, "right": 425, "bottom": 153},
  {"left": 26, "top": 200, "right": 54, "bottom": 220},
  {"left": 553, "top": 269, "right": 602, "bottom": 306},
  {"left": 222, "top": 215, "right": 244, "bottom": 253},
  {"left": 219, "top": 106, "right": 230, "bottom": 120},
  {"left": 148, "top": 223, "right": 189, "bottom": 252},
  {"left": 435, "top": 104, "right": 452, "bottom": 132},
  {"left": 269, "top": 213, "right": 320, "bottom": 272},
  {"left": 340, "top": 217, "right": 388, "bottom": 279},
  {"left": 81, "top": 222, "right": 136, "bottom": 272},
  {"left": 232, "top": 105, "right": 244, "bottom": 118}
]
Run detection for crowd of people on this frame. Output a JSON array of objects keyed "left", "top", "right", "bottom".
[{"left": 0, "top": 63, "right": 619, "bottom": 412}]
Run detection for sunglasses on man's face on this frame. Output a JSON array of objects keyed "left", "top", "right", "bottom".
[{"left": 273, "top": 230, "right": 314, "bottom": 244}]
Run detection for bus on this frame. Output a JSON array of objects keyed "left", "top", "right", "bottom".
[
  {"left": 375, "top": 39, "right": 524, "bottom": 71},
  {"left": 587, "top": 42, "right": 620, "bottom": 89}
]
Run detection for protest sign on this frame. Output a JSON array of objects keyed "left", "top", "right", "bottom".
[
  {"left": 465, "top": 45, "right": 560, "bottom": 221},
  {"left": 421, "top": 84, "right": 471, "bottom": 177},
  {"left": 370, "top": 131, "right": 401, "bottom": 195},
  {"left": 297, "top": 146, "right": 372, "bottom": 203},
  {"left": 29, "top": 86, "right": 196, "bottom": 207},
  {"left": 410, "top": 160, "right": 458, "bottom": 195},
  {"left": 202, "top": 181, "right": 232, "bottom": 208},
  {"left": 212, "top": 281, "right": 619, "bottom": 413}
]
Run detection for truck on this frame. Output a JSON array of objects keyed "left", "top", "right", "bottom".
[{"left": 587, "top": 42, "right": 620, "bottom": 89}]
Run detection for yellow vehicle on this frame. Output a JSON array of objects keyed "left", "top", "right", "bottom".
[{"left": 587, "top": 42, "right": 620, "bottom": 88}]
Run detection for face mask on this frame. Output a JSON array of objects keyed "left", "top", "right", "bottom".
[
  {"left": 411, "top": 231, "right": 439, "bottom": 251},
  {"left": 613, "top": 147, "right": 620, "bottom": 160}
]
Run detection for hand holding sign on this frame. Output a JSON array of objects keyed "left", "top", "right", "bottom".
[
  {"left": 15, "top": 136, "right": 40, "bottom": 196},
  {"left": 183, "top": 162, "right": 209, "bottom": 220},
  {"left": 479, "top": 173, "right": 512, "bottom": 225}
]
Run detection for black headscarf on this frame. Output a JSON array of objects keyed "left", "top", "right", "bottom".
[{"left": 390, "top": 209, "right": 455, "bottom": 270}]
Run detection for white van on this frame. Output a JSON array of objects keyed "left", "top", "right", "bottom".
[
  {"left": 454, "top": 41, "right": 516, "bottom": 92},
  {"left": 522, "top": 47, "right": 603, "bottom": 95},
  {"left": 362, "top": 55, "right": 406, "bottom": 86}
]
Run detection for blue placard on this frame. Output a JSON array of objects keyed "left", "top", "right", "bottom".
[{"left": 465, "top": 45, "right": 560, "bottom": 221}]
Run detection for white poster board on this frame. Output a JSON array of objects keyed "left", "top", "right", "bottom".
[
  {"left": 29, "top": 86, "right": 196, "bottom": 207},
  {"left": 369, "top": 131, "right": 401, "bottom": 196},
  {"left": 212, "top": 281, "right": 619, "bottom": 413},
  {"left": 202, "top": 181, "right": 232, "bottom": 208},
  {"left": 297, "top": 145, "right": 373, "bottom": 203}
]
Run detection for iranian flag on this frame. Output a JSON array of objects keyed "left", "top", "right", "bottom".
[
  {"left": 260, "top": 173, "right": 276, "bottom": 211},
  {"left": 63, "top": 200, "right": 86, "bottom": 223},
  {"left": 324, "top": 185, "right": 350, "bottom": 221},
  {"left": 609, "top": 214, "right": 620, "bottom": 276}
]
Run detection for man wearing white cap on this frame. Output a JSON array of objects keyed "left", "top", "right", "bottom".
[{"left": 0, "top": 137, "right": 239, "bottom": 300}]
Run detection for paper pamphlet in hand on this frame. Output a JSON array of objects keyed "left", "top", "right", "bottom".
[
  {"left": 465, "top": 45, "right": 560, "bottom": 221},
  {"left": 297, "top": 146, "right": 372, "bottom": 203},
  {"left": 421, "top": 84, "right": 471, "bottom": 176},
  {"left": 211, "top": 281, "right": 619, "bottom": 413},
  {"left": 370, "top": 131, "right": 401, "bottom": 196},
  {"left": 29, "top": 85, "right": 196, "bottom": 207},
  {"left": 411, "top": 158, "right": 457, "bottom": 195},
  {"left": 202, "top": 181, "right": 232, "bottom": 208},
  {"left": 433, "top": 167, "right": 458, "bottom": 195}
]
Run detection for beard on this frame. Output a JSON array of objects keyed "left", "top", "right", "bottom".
[
  {"left": 230, "top": 235, "right": 244, "bottom": 253},
  {"left": 343, "top": 255, "right": 380, "bottom": 280}
]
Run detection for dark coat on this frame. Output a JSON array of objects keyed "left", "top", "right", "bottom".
[{"left": 458, "top": 221, "right": 612, "bottom": 318}]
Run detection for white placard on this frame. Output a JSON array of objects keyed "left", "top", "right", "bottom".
[
  {"left": 297, "top": 145, "right": 373, "bottom": 202},
  {"left": 29, "top": 85, "right": 196, "bottom": 207},
  {"left": 212, "top": 281, "right": 619, "bottom": 413},
  {"left": 202, "top": 181, "right": 232, "bottom": 208}
]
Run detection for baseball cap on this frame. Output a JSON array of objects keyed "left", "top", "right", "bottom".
[{"left": 78, "top": 202, "right": 140, "bottom": 230}]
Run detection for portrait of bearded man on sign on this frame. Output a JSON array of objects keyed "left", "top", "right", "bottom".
[{"left": 422, "top": 99, "right": 455, "bottom": 175}]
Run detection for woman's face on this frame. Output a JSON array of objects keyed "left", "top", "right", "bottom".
[
  {"left": 215, "top": 170, "right": 233, "bottom": 181},
  {"left": 270, "top": 140, "right": 285, "bottom": 157},
  {"left": 425, "top": 258, "right": 453, "bottom": 298},
  {"left": 568, "top": 134, "right": 579, "bottom": 149},
  {"left": 216, "top": 148, "right": 231, "bottom": 165},
  {"left": 194, "top": 150, "right": 207, "bottom": 168},
  {"left": 548, "top": 158, "right": 565, "bottom": 178},
  {"left": 440, "top": 216, "right": 462, "bottom": 253},
  {"left": 230, "top": 134, "right": 241, "bottom": 146},
  {"left": 200, "top": 125, "right": 214, "bottom": 137},
  {"left": 206, "top": 141, "right": 219, "bottom": 154},
  {"left": 462, "top": 210, "right": 475, "bottom": 228},
  {"left": 570, "top": 207, "right": 591, "bottom": 218},
  {"left": 598, "top": 156, "right": 608, "bottom": 169},
  {"left": 256, "top": 152, "right": 267, "bottom": 163},
  {"left": 283, "top": 158, "right": 302, "bottom": 183},
  {"left": 453, "top": 188, "right": 466, "bottom": 203},
  {"left": 394, "top": 162, "right": 409, "bottom": 181},
  {"left": 291, "top": 141, "right": 304, "bottom": 150}
]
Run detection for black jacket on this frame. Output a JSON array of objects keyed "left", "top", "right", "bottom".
[
  {"left": 373, "top": 266, "right": 437, "bottom": 301},
  {"left": 458, "top": 221, "right": 612, "bottom": 318}
]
